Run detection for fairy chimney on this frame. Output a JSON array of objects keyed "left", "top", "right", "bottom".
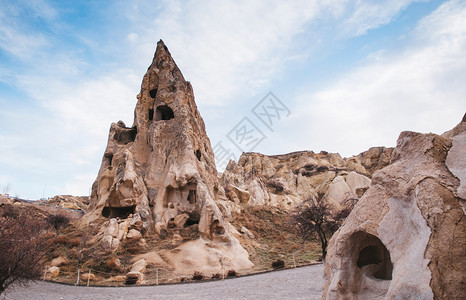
[{"left": 85, "top": 40, "right": 252, "bottom": 272}]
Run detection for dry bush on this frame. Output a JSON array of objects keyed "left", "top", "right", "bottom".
[
  {"left": 69, "top": 237, "right": 81, "bottom": 247},
  {"left": 46, "top": 214, "right": 70, "bottom": 230},
  {"left": 272, "top": 259, "right": 285, "bottom": 269},
  {"left": 106, "top": 257, "right": 121, "bottom": 271},
  {"left": 53, "top": 234, "right": 69, "bottom": 245},
  {"left": 0, "top": 209, "right": 52, "bottom": 294},
  {"left": 227, "top": 270, "right": 237, "bottom": 277},
  {"left": 211, "top": 273, "right": 221, "bottom": 279},
  {"left": 192, "top": 271, "right": 204, "bottom": 280}
]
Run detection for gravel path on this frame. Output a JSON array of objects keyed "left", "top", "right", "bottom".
[{"left": 3, "top": 264, "right": 324, "bottom": 300}]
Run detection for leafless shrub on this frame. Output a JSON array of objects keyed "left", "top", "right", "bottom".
[
  {"left": 192, "top": 271, "right": 204, "bottom": 280},
  {"left": 0, "top": 209, "right": 52, "bottom": 294},
  {"left": 272, "top": 259, "right": 285, "bottom": 269},
  {"left": 290, "top": 193, "right": 356, "bottom": 259},
  {"left": 46, "top": 214, "right": 70, "bottom": 230}
]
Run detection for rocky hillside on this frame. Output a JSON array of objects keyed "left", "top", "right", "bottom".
[
  {"left": 220, "top": 147, "right": 392, "bottom": 211},
  {"left": 46, "top": 195, "right": 89, "bottom": 211}
]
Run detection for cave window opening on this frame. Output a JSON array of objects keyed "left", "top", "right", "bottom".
[
  {"left": 155, "top": 105, "right": 174, "bottom": 121},
  {"left": 210, "top": 220, "right": 225, "bottom": 236},
  {"left": 195, "top": 149, "right": 201, "bottom": 161},
  {"left": 184, "top": 211, "right": 200, "bottom": 227},
  {"left": 114, "top": 126, "right": 137, "bottom": 144},
  {"left": 102, "top": 205, "right": 136, "bottom": 219},
  {"left": 357, "top": 240, "right": 393, "bottom": 280},
  {"left": 187, "top": 190, "right": 196, "bottom": 204},
  {"left": 148, "top": 109, "right": 154, "bottom": 121},
  {"left": 149, "top": 88, "right": 157, "bottom": 98},
  {"left": 104, "top": 153, "right": 113, "bottom": 167}
]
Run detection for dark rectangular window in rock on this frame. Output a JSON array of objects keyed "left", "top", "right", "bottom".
[{"left": 187, "top": 189, "right": 196, "bottom": 204}]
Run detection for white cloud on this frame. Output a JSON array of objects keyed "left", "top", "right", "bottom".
[
  {"left": 124, "top": 0, "right": 422, "bottom": 107},
  {"left": 0, "top": 0, "right": 57, "bottom": 60},
  {"left": 292, "top": 0, "right": 466, "bottom": 157},
  {"left": 0, "top": 0, "right": 448, "bottom": 197},
  {"left": 337, "top": 0, "right": 427, "bottom": 37}
]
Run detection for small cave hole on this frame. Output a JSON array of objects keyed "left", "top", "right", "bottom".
[
  {"left": 167, "top": 218, "right": 176, "bottom": 228},
  {"left": 184, "top": 211, "right": 200, "bottom": 227},
  {"left": 104, "top": 153, "right": 113, "bottom": 167},
  {"left": 195, "top": 149, "right": 201, "bottom": 161},
  {"left": 149, "top": 88, "right": 157, "bottom": 98},
  {"left": 187, "top": 190, "right": 196, "bottom": 204},
  {"left": 148, "top": 109, "right": 154, "bottom": 121},
  {"left": 357, "top": 241, "right": 393, "bottom": 280},
  {"left": 210, "top": 220, "right": 225, "bottom": 236},
  {"left": 114, "top": 126, "right": 137, "bottom": 144},
  {"left": 155, "top": 105, "right": 174, "bottom": 121},
  {"left": 102, "top": 205, "right": 136, "bottom": 219}
]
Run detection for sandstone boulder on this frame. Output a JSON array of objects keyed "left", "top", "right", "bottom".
[
  {"left": 240, "top": 226, "right": 255, "bottom": 239},
  {"left": 50, "top": 256, "right": 68, "bottom": 267},
  {"left": 125, "top": 259, "right": 147, "bottom": 285},
  {"left": 47, "top": 266, "right": 60, "bottom": 278},
  {"left": 81, "top": 273, "right": 95, "bottom": 281},
  {"left": 0, "top": 195, "right": 14, "bottom": 205},
  {"left": 126, "top": 229, "right": 142, "bottom": 241},
  {"left": 173, "top": 213, "right": 189, "bottom": 228},
  {"left": 323, "top": 123, "right": 466, "bottom": 299}
]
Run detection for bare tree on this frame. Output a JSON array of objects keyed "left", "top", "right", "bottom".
[
  {"left": 290, "top": 193, "right": 355, "bottom": 260},
  {"left": 0, "top": 208, "right": 52, "bottom": 294},
  {"left": 74, "top": 224, "right": 100, "bottom": 285},
  {"left": 1, "top": 184, "right": 10, "bottom": 196}
]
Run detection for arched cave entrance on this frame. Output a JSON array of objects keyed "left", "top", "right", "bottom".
[
  {"left": 155, "top": 105, "right": 174, "bottom": 121},
  {"left": 102, "top": 205, "right": 136, "bottom": 219},
  {"left": 114, "top": 126, "right": 137, "bottom": 144},
  {"left": 352, "top": 232, "right": 393, "bottom": 280}
]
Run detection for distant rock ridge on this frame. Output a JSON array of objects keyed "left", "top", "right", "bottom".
[
  {"left": 219, "top": 147, "right": 392, "bottom": 211},
  {"left": 323, "top": 116, "right": 466, "bottom": 299},
  {"left": 83, "top": 40, "right": 252, "bottom": 276}
]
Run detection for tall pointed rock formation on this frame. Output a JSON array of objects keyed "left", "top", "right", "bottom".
[{"left": 86, "top": 40, "right": 252, "bottom": 274}]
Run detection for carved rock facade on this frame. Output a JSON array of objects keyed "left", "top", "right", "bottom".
[
  {"left": 84, "top": 40, "right": 252, "bottom": 274},
  {"left": 323, "top": 120, "right": 466, "bottom": 299}
]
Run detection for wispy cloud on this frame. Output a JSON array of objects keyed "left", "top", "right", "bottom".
[
  {"left": 0, "top": 0, "right": 456, "bottom": 197},
  {"left": 290, "top": 0, "right": 466, "bottom": 156},
  {"left": 122, "top": 0, "right": 423, "bottom": 106}
]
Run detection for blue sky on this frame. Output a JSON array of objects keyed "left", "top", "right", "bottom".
[{"left": 0, "top": 0, "right": 465, "bottom": 199}]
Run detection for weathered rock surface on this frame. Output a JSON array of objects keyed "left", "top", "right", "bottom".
[
  {"left": 46, "top": 195, "right": 89, "bottom": 211},
  {"left": 0, "top": 195, "right": 14, "bottom": 205},
  {"left": 323, "top": 120, "right": 466, "bottom": 299},
  {"left": 125, "top": 259, "right": 147, "bottom": 284},
  {"left": 220, "top": 148, "right": 391, "bottom": 210},
  {"left": 84, "top": 40, "right": 252, "bottom": 274},
  {"left": 50, "top": 256, "right": 68, "bottom": 267},
  {"left": 46, "top": 266, "right": 60, "bottom": 278}
]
